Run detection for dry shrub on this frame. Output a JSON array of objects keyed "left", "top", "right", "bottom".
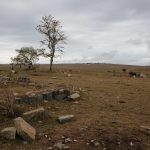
[{"left": 0, "top": 88, "right": 23, "bottom": 117}]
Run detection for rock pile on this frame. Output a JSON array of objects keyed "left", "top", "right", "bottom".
[
  {"left": 1, "top": 117, "right": 36, "bottom": 141},
  {"left": 14, "top": 89, "right": 80, "bottom": 104}
]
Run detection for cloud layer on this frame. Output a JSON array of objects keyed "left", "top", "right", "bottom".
[{"left": 0, "top": 0, "right": 150, "bottom": 65}]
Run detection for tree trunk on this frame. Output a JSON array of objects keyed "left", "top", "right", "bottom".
[{"left": 50, "top": 56, "right": 53, "bottom": 72}]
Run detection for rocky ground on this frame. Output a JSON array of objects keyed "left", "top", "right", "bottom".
[{"left": 0, "top": 64, "right": 150, "bottom": 150}]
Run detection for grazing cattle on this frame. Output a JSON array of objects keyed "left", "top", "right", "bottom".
[
  {"left": 129, "top": 72, "right": 137, "bottom": 77},
  {"left": 129, "top": 72, "right": 147, "bottom": 78}
]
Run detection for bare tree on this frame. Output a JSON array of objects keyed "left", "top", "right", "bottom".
[
  {"left": 11, "top": 47, "right": 44, "bottom": 69},
  {"left": 36, "top": 15, "right": 66, "bottom": 72}
]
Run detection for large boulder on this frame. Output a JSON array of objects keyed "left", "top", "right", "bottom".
[
  {"left": 23, "top": 107, "right": 49, "bottom": 122},
  {"left": 1, "top": 127, "right": 16, "bottom": 140},
  {"left": 14, "top": 117, "right": 36, "bottom": 141}
]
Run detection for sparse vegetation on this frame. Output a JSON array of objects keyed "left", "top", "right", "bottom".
[
  {"left": 0, "top": 88, "right": 23, "bottom": 118},
  {"left": 0, "top": 64, "right": 150, "bottom": 150}
]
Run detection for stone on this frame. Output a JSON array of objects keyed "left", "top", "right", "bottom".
[
  {"left": 14, "top": 117, "right": 36, "bottom": 141},
  {"left": 28, "top": 82, "right": 36, "bottom": 86},
  {"left": 55, "top": 141, "right": 63, "bottom": 150},
  {"left": 23, "top": 107, "right": 49, "bottom": 122},
  {"left": 67, "top": 73, "right": 71, "bottom": 77},
  {"left": 55, "top": 93, "right": 68, "bottom": 100},
  {"left": 68, "top": 93, "right": 80, "bottom": 100},
  {"left": 42, "top": 91, "right": 53, "bottom": 100},
  {"left": 58, "top": 115, "right": 75, "bottom": 123},
  {"left": 55, "top": 89, "right": 70, "bottom": 100},
  {"left": 63, "top": 145, "right": 70, "bottom": 149},
  {"left": 55, "top": 142, "right": 70, "bottom": 150},
  {"left": 36, "top": 93, "right": 43, "bottom": 102},
  {"left": 94, "top": 142, "right": 100, "bottom": 147},
  {"left": 27, "top": 94, "right": 37, "bottom": 104},
  {"left": 13, "top": 93, "right": 19, "bottom": 97},
  {"left": 52, "top": 90, "right": 59, "bottom": 98},
  {"left": 1, "top": 127, "right": 16, "bottom": 140},
  {"left": 64, "top": 138, "right": 72, "bottom": 143},
  {"left": 140, "top": 125, "right": 150, "bottom": 135}
]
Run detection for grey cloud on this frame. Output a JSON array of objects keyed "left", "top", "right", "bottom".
[{"left": 0, "top": 0, "right": 150, "bottom": 65}]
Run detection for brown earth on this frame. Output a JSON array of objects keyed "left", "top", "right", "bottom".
[{"left": 0, "top": 63, "right": 150, "bottom": 150}]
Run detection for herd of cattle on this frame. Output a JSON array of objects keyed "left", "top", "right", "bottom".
[{"left": 129, "top": 71, "right": 146, "bottom": 78}]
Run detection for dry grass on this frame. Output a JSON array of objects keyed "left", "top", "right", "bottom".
[{"left": 0, "top": 64, "right": 150, "bottom": 150}]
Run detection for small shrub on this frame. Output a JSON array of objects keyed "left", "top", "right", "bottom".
[
  {"left": 122, "top": 68, "right": 126, "bottom": 72},
  {"left": 0, "top": 88, "right": 23, "bottom": 118}
]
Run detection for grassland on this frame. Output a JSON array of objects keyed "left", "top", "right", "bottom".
[{"left": 0, "top": 63, "right": 150, "bottom": 150}]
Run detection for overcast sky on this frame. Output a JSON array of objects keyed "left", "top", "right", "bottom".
[{"left": 0, "top": 0, "right": 150, "bottom": 65}]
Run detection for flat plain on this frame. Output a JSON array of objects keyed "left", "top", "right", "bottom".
[{"left": 0, "top": 64, "right": 150, "bottom": 150}]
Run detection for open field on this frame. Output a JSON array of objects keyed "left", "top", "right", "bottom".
[{"left": 0, "top": 63, "right": 150, "bottom": 150}]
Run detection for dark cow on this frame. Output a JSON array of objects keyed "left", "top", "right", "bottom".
[{"left": 129, "top": 72, "right": 137, "bottom": 77}]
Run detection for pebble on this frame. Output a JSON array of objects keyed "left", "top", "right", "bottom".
[
  {"left": 65, "top": 138, "right": 72, "bottom": 143},
  {"left": 130, "top": 141, "right": 133, "bottom": 146},
  {"left": 63, "top": 146, "right": 70, "bottom": 149},
  {"left": 94, "top": 142, "right": 100, "bottom": 147}
]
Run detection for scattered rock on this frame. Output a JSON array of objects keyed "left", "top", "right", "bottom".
[
  {"left": 67, "top": 74, "right": 71, "bottom": 77},
  {"left": 15, "top": 97, "right": 23, "bottom": 104},
  {"left": 28, "top": 82, "right": 36, "bottom": 86},
  {"left": 94, "top": 142, "right": 100, "bottom": 147},
  {"left": 55, "top": 141, "right": 63, "bottom": 150},
  {"left": 1, "top": 127, "right": 16, "bottom": 140},
  {"left": 13, "top": 93, "right": 19, "bottom": 97},
  {"left": 73, "top": 139, "right": 78, "bottom": 142},
  {"left": 55, "top": 141, "right": 70, "bottom": 150},
  {"left": 130, "top": 141, "right": 133, "bottom": 147},
  {"left": 68, "top": 93, "right": 80, "bottom": 100},
  {"left": 23, "top": 107, "right": 49, "bottom": 122},
  {"left": 42, "top": 91, "right": 53, "bottom": 100},
  {"left": 140, "top": 125, "right": 150, "bottom": 135},
  {"left": 14, "top": 88, "right": 74, "bottom": 104},
  {"left": 58, "top": 115, "right": 75, "bottom": 123},
  {"left": 51, "top": 89, "right": 70, "bottom": 101},
  {"left": 63, "top": 145, "right": 70, "bottom": 149},
  {"left": 64, "top": 138, "right": 72, "bottom": 143},
  {"left": 14, "top": 117, "right": 36, "bottom": 141},
  {"left": 72, "top": 101, "right": 79, "bottom": 104}
]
